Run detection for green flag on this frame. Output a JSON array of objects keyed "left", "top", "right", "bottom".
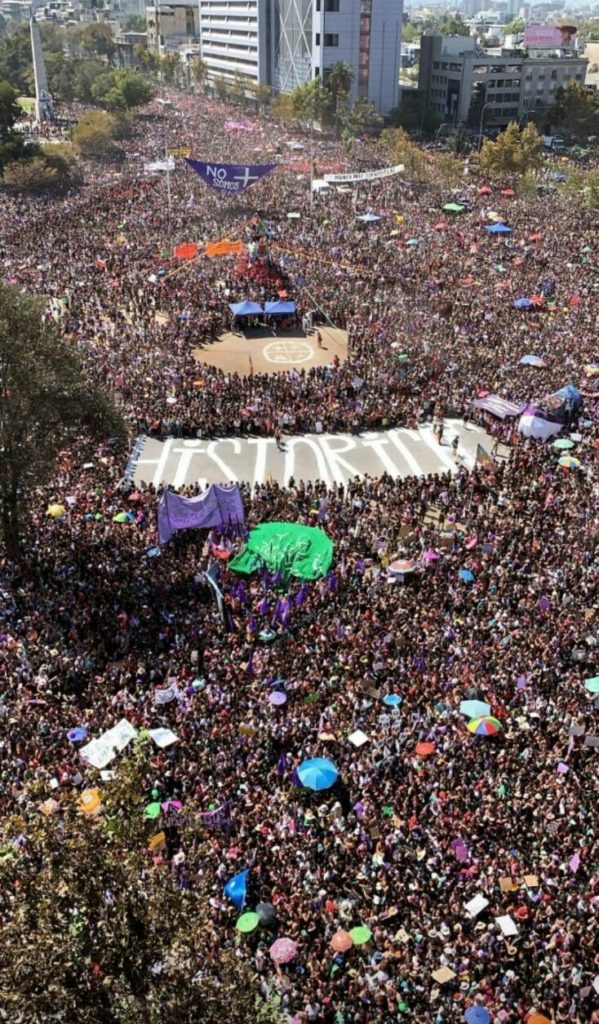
[{"left": 230, "top": 522, "right": 334, "bottom": 582}]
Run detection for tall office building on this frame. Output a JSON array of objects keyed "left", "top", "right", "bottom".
[{"left": 196, "top": 0, "right": 402, "bottom": 113}]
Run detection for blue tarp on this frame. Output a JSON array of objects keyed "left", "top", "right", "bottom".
[
  {"left": 265, "top": 300, "right": 296, "bottom": 315},
  {"left": 229, "top": 300, "right": 263, "bottom": 316},
  {"left": 486, "top": 223, "right": 512, "bottom": 235}
]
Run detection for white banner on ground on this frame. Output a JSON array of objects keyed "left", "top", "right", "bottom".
[{"left": 323, "top": 164, "right": 404, "bottom": 184}]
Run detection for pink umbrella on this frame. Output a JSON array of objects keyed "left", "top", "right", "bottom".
[
  {"left": 423, "top": 549, "right": 439, "bottom": 561},
  {"left": 270, "top": 937, "right": 298, "bottom": 963}
]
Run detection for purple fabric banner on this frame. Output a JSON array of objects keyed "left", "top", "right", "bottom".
[
  {"left": 185, "top": 158, "right": 277, "bottom": 196},
  {"left": 157, "top": 484, "right": 245, "bottom": 545}
]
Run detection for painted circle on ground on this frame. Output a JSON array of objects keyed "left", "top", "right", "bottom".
[{"left": 263, "top": 340, "right": 314, "bottom": 365}]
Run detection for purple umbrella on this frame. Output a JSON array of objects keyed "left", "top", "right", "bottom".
[{"left": 269, "top": 691, "right": 287, "bottom": 706}]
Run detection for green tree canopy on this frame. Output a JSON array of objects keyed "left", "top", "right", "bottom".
[
  {"left": 478, "top": 121, "right": 543, "bottom": 177},
  {"left": 551, "top": 81, "right": 599, "bottom": 137},
  {"left": 91, "top": 69, "right": 154, "bottom": 110},
  {"left": 0, "top": 749, "right": 283, "bottom": 1023},
  {"left": 0, "top": 284, "right": 124, "bottom": 557},
  {"left": 325, "top": 60, "right": 355, "bottom": 100},
  {"left": 0, "top": 80, "right": 20, "bottom": 133}
]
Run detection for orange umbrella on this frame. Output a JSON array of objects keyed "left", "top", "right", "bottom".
[
  {"left": 415, "top": 741, "right": 435, "bottom": 756},
  {"left": 526, "top": 1015, "right": 551, "bottom": 1024},
  {"left": 501, "top": 188, "right": 515, "bottom": 196},
  {"left": 461, "top": 276, "right": 475, "bottom": 286},
  {"left": 434, "top": 221, "right": 449, "bottom": 231},
  {"left": 330, "top": 929, "right": 353, "bottom": 952}
]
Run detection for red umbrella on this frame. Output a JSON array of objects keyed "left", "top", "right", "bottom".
[
  {"left": 528, "top": 233, "right": 544, "bottom": 242},
  {"left": 330, "top": 930, "right": 353, "bottom": 952},
  {"left": 270, "top": 937, "right": 298, "bottom": 963},
  {"left": 434, "top": 221, "right": 449, "bottom": 231},
  {"left": 478, "top": 185, "right": 492, "bottom": 195},
  {"left": 415, "top": 741, "right": 436, "bottom": 756},
  {"left": 501, "top": 188, "right": 515, "bottom": 196}
]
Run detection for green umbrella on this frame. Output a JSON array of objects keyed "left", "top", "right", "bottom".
[
  {"left": 552, "top": 438, "right": 575, "bottom": 450},
  {"left": 443, "top": 202, "right": 465, "bottom": 214},
  {"left": 584, "top": 676, "right": 599, "bottom": 693},
  {"left": 398, "top": 353, "right": 409, "bottom": 362},
  {"left": 349, "top": 926, "right": 372, "bottom": 945},
  {"left": 236, "top": 911, "right": 260, "bottom": 933},
  {"left": 144, "top": 802, "right": 161, "bottom": 819},
  {"left": 113, "top": 512, "right": 129, "bottom": 523}
]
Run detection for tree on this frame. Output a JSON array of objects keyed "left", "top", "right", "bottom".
[
  {"left": 0, "top": 24, "right": 34, "bottom": 94},
  {"left": 123, "top": 14, "right": 147, "bottom": 32},
  {"left": 387, "top": 91, "right": 440, "bottom": 133},
  {"left": 2, "top": 156, "right": 59, "bottom": 192},
  {"left": 448, "top": 123, "right": 470, "bottom": 155},
  {"left": 190, "top": 56, "right": 207, "bottom": 89},
  {"left": 91, "top": 70, "right": 153, "bottom": 110},
  {"left": 0, "top": 749, "right": 283, "bottom": 1022},
  {"left": 340, "top": 96, "right": 383, "bottom": 147},
  {"left": 434, "top": 151, "right": 464, "bottom": 185},
  {"left": 0, "top": 285, "right": 123, "bottom": 558},
  {"left": 467, "top": 81, "right": 486, "bottom": 129},
  {"left": 478, "top": 121, "right": 543, "bottom": 177},
  {"left": 434, "top": 14, "right": 470, "bottom": 36},
  {"left": 551, "top": 81, "right": 599, "bottom": 138},
  {"left": 0, "top": 80, "right": 20, "bottom": 133},
  {"left": 159, "top": 53, "right": 180, "bottom": 86},
  {"left": 78, "top": 22, "right": 116, "bottom": 60},
  {"left": 402, "top": 22, "right": 421, "bottom": 44},
  {"left": 71, "top": 110, "right": 117, "bottom": 157},
  {"left": 133, "top": 45, "right": 160, "bottom": 75},
  {"left": 289, "top": 77, "right": 333, "bottom": 126},
  {"left": 3, "top": 144, "right": 81, "bottom": 194},
  {"left": 326, "top": 60, "right": 354, "bottom": 101},
  {"left": 504, "top": 18, "right": 525, "bottom": 34},
  {"left": 381, "top": 126, "right": 429, "bottom": 178}
]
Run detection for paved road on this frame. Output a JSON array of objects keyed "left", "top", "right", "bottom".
[{"left": 132, "top": 421, "right": 494, "bottom": 489}]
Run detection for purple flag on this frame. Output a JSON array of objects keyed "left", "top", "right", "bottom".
[
  {"left": 277, "top": 752, "right": 287, "bottom": 776},
  {"left": 258, "top": 596, "right": 269, "bottom": 616},
  {"left": 157, "top": 484, "right": 244, "bottom": 545},
  {"left": 199, "top": 800, "right": 231, "bottom": 829},
  {"left": 185, "top": 158, "right": 277, "bottom": 196}
]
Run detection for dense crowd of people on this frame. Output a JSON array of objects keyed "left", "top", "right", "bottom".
[{"left": 0, "top": 89, "right": 598, "bottom": 1024}]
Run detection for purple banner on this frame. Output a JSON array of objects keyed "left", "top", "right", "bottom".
[
  {"left": 185, "top": 158, "right": 276, "bottom": 196},
  {"left": 157, "top": 484, "right": 245, "bottom": 545}
]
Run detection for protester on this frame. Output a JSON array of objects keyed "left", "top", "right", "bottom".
[{"left": 0, "top": 89, "right": 597, "bottom": 1024}]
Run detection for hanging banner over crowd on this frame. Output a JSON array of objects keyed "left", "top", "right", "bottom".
[
  {"left": 323, "top": 163, "right": 404, "bottom": 185},
  {"left": 205, "top": 239, "right": 244, "bottom": 257},
  {"left": 230, "top": 522, "right": 334, "bottom": 581},
  {"left": 185, "top": 158, "right": 277, "bottom": 195},
  {"left": 158, "top": 483, "right": 245, "bottom": 545}
]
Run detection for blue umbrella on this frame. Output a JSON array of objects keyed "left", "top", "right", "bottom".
[
  {"left": 67, "top": 726, "right": 88, "bottom": 743},
  {"left": 383, "top": 694, "right": 403, "bottom": 707},
  {"left": 486, "top": 223, "right": 512, "bottom": 235},
  {"left": 459, "top": 568, "right": 475, "bottom": 582},
  {"left": 513, "top": 298, "right": 533, "bottom": 309},
  {"left": 519, "top": 354, "right": 546, "bottom": 367},
  {"left": 297, "top": 757, "right": 338, "bottom": 791},
  {"left": 459, "top": 700, "right": 491, "bottom": 719},
  {"left": 224, "top": 869, "right": 249, "bottom": 910},
  {"left": 465, "top": 1008, "right": 491, "bottom": 1024}
]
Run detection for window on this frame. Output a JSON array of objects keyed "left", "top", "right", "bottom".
[
  {"left": 551, "top": 69, "right": 557, "bottom": 79},
  {"left": 315, "top": 32, "right": 320, "bottom": 44},
  {"left": 433, "top": 61, "right": 439, "bottom": 69},
  {"left": 325, "top": 0, "right": 339, "bottom": 9},
  {"left": 324, "top": 33, "right": 338, "bottom": 46}
]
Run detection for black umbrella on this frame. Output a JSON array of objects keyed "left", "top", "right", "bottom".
[{"left": 256, "top": 902, "right": 276, "bottom": 927}]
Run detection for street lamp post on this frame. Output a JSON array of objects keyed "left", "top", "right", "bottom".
[{"left": 478, "top": 101, "right": 493, "bottom": 150}]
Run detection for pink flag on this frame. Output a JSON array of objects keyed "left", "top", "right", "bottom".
[{"left": 569, "top": 853, "right": 580, "bottom": 873}]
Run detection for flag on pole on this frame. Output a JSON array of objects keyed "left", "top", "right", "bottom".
[{"left": 476, "top": 444, "right": 496, "bottom": 475}]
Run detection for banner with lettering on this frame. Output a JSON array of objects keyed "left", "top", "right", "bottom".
[
  {"left": 185, "top": 158, "right": 277, "bottom": 196},
  {"left": 323, "top": 163, "right": 404, "bottom": 184}
]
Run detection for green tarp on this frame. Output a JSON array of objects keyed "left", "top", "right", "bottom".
[{"left": 230, "top": 522, "right": 334, "bottom": 581}]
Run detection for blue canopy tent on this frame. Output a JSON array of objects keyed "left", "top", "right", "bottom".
[
  {"left": 264, "top": 300, "right": 296, "bottom": 315},
  {"left": 486, "top": 223, "right": 512, "bottom": 235},
  {"left": 229, "top": 300, "right": 263, "bottom": 316}
]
